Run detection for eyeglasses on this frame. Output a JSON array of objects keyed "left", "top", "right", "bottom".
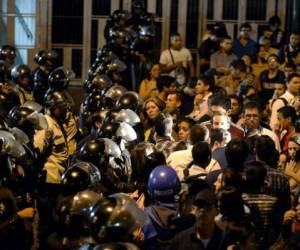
[{"left": 245, "top": 114, "right": 259, "bottom": 119}]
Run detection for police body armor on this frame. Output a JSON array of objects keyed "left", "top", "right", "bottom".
[{"left": 34, "top": 114, "right": 69, "bottom": 184}]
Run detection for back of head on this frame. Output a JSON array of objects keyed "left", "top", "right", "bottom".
[
  {"left": 225, "top": 139, "right": 249, "bottom": 172},
  {"left": 157, "top": 75, "right": 175, "bottom": 92},
  {"left": 192, "top": 142, "right": 211, "bottom": 168},
  {"left": 209, "top": 94, "right": 231, "bottom": 111},
  {"left": 189, "top": 124, "right": 209, "bottom": 145},
  {"left": 231, "top": 59, "right": 247, "bottom": 72},
  {"left": 254, "top": 135, "right": 276, "bottom": 163},
  {"left": 244, "top": 161, "right": 267, "bottom": 191},
  {"left": 217, "top": 187, "right": 245, "bottom": 221}
]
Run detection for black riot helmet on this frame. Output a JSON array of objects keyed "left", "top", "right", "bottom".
[
  {"left": 0, "top": 90, "right": 21, "bottom": 118},
  {"left": 0, "top": 45, "right": 16, "bottom": 62},
  {"left": 44, "top": 89, "right": 68, "bottom": 109},
  {"left": 108, "top": 27, "right": 127, "bottom": 43},
  {"left": 5, "top": 106, "right": 35, "bottom": 138},
  {"left": 138, "top": 25, "right": 155, "bottom": 39},
  {"left": 97, "top": 121, "right": 119, "bottom": 139},
  {"left": 48, "top": 67, "right": 75, "bottom": 90},
  {"left": 56, "top": 190, "right": 102, "bottom": 237},
  {"left": 61, "top": 161, "right": 101, "bottom": 195},
  {"left": 84, "top": 74, "right": 113, "bottom": 93},
  {"left": 44, "top": 90, "right": 70, "bottom": 121},
  {"left": 34, "top": 49, "right": 58, "bottom": 68},
  {"left": 115, "top": 91, "right": 141, "bottom": 112},
  {"left": 88, "top": 193, "right": 148, "bottom": 242},
  {"left": 78, "top": 139, "right": 107, "bottom": 167},
  {"left": 0, "top": 60, "right": 7, "bottom": 82},
  {"left": 98, "top": 121, "right": 137, "bottom": 142},
  {"left": 78, "top": 138, "right": 121, "bottom": 168},
  {"left": 11, "top": 64, "right": 31, "bottom": 85},
  {"left": 83, "top": 92, "right": 114, "bottom": 112},
  {"left": 111, "top": 10, "right": 130, "bottom": 23},
  {"left": 105, "top": 84, "right": 127, "bottom": 101}
]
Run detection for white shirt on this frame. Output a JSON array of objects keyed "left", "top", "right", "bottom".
[
  {"left": 159, "top": 47, "right": 193, "bottom": 77},
  {"left": 167, "top": 146, "right": 221, "bottom": 180}
]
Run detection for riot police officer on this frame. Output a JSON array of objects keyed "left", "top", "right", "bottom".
[
  {"left": 11, "top": 64, "right": 34, "bottom": 104},
  {"left": 0, "top": 45, "right": 16, "bottom": 80},
  {"left": 32, "top": 49, "right": 58, "bottom": 104}
]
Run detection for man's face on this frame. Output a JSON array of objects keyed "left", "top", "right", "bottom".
[
  {"left": 166, "top": 94, "right": 180, "bottom": 114},
  {"left": 230, "top": 98, "right": 239, "bottom": 115},
  {"left": 170, "top": 36, "right": 182, "bottom": 50},
  {"left": 52, "top": 103, "right": 68, "bottom": 122},
  {"left": 267, "top": 56, "right": 279, "bottom": 70},
  {"left": 293, "top": 53, "right": 300, "bottom": 65},
  {"left": 240, "top": 27, "right": 251, "bottom": 39},
  {"left": 290, "top": 34, "right": 300, "bottom": 48},
  {"left": 210, "top": 105, "right": 227, "bottom": 114},
  {"left": 212, "top": 114, "right": 230, "bottom": 130},
  {"left": 274, "top": 83, "right": 286, "bottom": 97},
  {"left": 193, "top": 202, "right": 217, "bottom": 232},
  {"left": 244, "top": 108, "right": 260, "bottom": 130},
  {"left": 221, "top": 39, "right": 232, "bottom": 52},
  {"left": 287, "top": 76, "right": 300, "bottom": 95}
]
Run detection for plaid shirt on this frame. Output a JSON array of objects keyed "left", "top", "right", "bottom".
[{"left": 265, "top": 165, "right": 291, "bottom": 214}]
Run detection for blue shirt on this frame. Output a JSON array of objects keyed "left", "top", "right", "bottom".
[{"left": 232, "top": 38, "right": 257, "bottom": 59}]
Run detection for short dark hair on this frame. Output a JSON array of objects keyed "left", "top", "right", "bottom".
[
  {"left": 284, "top": 61, "right": 297, "bottom": 71},
  {"left": 254, "top": 135, "right": 276, "bottom": 163},
  {"left": 244, "top": 161, "right": 267, "bottom": 191},
  {"left": 291, "top": 49, "right": 300, "bottom": 59},
  {"left": 189, "top": 124, "right": 209, "bottom": 145},
  {"left": 192, "top": 142, "right": 211, "bottom": 167},
  {"left": 209, "top": 95, "right": 231, "bottom": 111},
  {"left": 240, "top": 22, "right": 252, "bottom": 31},
  {"left": 225, "top": 139, "right": 249, "bottom": 172},
  {"left": 198, "top": 75, "right": 215, "bottom": 91},
  {"left": 287, "top": 72, "right": 300, "bottom": 83},
  {"left": 210, "top": 128, "right": 225, "bottom": 146},
  {"left": 243, "top": 101, "right": 261, "bottom": 113},
  {"left": 220, "top": 35, "right": 232, "bottom": 43},
  {"left": 291, "top": 30, "right": 300, "bottom": 36},
  {"left": 277, "top": 105, "right": 298, "bottom": 125},
  {"left": 231, "top": 59, "right": 247, "bottom": 72},
  {"left": 267, "top": 53, "right": 280, "bottom": 62},
  {"left": 157, "top": 75, "right": 175, "bottom": 92},
  {"left": 167, "top": 90, "right": 183, "bottom": 104}
]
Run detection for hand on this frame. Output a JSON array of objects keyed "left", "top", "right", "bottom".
[
  {"left": 17, "top": 207, "right": 35, "bottom": 218},
  {"left": 285, "top": 160, "right": 297, "bottom": 176},
  {"left": 284, "top": 210, "right": 296, "bottom": 222},
  {"left": 175, "top": 61, "right": 183, "bottom": 68}
]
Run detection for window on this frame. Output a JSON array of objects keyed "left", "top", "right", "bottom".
[
  {"left": 207, "top": 0, "right": 214, "bottom": 20},
  {"left": 92, "top": 0, "right": 111, "bottom": 16},
  {"left": 52, "top": 0, "right": 83, "bottom": 44},
  {"left": 223, "top": 0, "right": 238, "bottom": 20},
  {"left": 246, "top": 0, "right": 267, "bottom": 21},
  {"left": 72, "top": 49, "right": 82, "bottom": 78},
  {"left": 170, "top": 0, "right": 179, "bottom": 34},
  {"left": 186, "top": 0, "right": 199, "bottom": 48}
]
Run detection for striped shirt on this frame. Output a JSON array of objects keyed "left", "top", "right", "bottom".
[{"left": 242, "top": 193, "right": 278, "bottom": 246}]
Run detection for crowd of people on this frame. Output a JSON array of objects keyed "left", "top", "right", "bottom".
[{"left": 1, "top": 1, "right": 300, "bottom": 249}]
